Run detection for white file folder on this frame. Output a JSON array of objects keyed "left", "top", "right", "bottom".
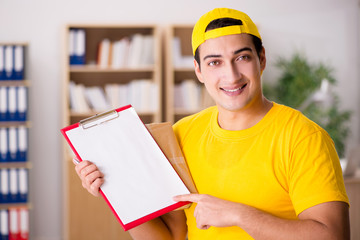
[
  {"left": 0, "top": 128, "right": 8, "bottom": 162},
  {"left": 0, "top": 46, "right": 5, "bottom": 80},
  {"left": 0, "top": 209, "right": 9, "bottom": 238},
  {"left": 0, "top": 87, "right": 7, "bottom": 120},
  {"left": 14, "top": 46, "right": 24, "bottom": 80},
  {"left": 4, "top": 46, "right": 13, "bottom": 80}
]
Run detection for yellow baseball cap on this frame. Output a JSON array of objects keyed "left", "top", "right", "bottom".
[{"left": 192, "top": 8, "right": 261, "bottom": 55}]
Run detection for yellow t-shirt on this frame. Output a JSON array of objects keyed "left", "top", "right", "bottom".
[{"left": 173, "top": 103, "right": 348, "bottom": 240}]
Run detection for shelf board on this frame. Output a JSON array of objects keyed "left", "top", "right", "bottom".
[
  {"left": 69, "top": 65, "right": 155, "bottom": 73},
  {"left": 0, "top": 162, "right": 32, "bottom": 169},
  {"left": 0, "top": 80, "right": 30, "bottom": 87},
  {"left": 0, "top": 42, "right": 28, "bottom": 46},
  {"left": 67, "top": 24, "right": 157, "bottom": 29},
  {"left": 0, "top": 203, "right": 31, "bottom": 210},
  {"left": 0, "top": 121, "right": 31, "bottom": 128}
]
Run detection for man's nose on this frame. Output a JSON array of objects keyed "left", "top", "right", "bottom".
[{"left": 224, "top": 62, "right": 242, "bottom": 83}]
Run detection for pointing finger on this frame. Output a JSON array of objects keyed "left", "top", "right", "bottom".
[{"left": 173, "top": 193, "right": 202, "bottom": 203}]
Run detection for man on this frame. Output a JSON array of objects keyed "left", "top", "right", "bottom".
[{"left": 75, "top": 8, "right": 350, "bottom": 239}]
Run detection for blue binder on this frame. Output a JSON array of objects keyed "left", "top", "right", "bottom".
[
  {"left": 7, "top": 87, "right": 17, "bottom": 121},
  {"left": 4, "top": 46, "right": 14, "bottom": 80},
  {"left": 18, "top": 127, "right": 27, "bottom": 162},
  {"left": 0, "top": 169, "right": 9, "bottom": 203},
  {"left": 0, "top": 128, "right": 8, "bottom": 162},
  {"left": 13, "top": 45, "right": 24, "bottom": 80},
  {"left": 9, "top": 168, "right": 18, "bottom": 203},
  {"left": 0, "top": 87, "right": 7, "bottom": 121},
  {"left": 0, "top": 209, "right": 9, "bottom": 240},
  {"left": 0, "top": 46, "right": 5, "bottom": 80},
  {"left": 70, "top": 29, "right": 86, "bottom": 65},
  {"left": 18, "top": 168, "right": 28, "bottom": 203},
  {"left": 17, "top": 86, "right": 27, "bottom": 121},
  {"left": 8, "top": 128, "right": 18, "bottom": 162}
]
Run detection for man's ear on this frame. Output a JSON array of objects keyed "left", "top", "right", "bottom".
[
  {"left": 259, "top": 47, "right": 266, "bottom": 72},
  {"left": 194, "top": 59, "right": 204, "bottom": 83}
]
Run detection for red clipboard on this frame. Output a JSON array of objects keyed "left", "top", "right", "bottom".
[{"left": 61, "top": 105, "right": 190, "bottom": 231}]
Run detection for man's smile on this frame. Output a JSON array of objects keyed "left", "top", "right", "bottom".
[{"left": 220, "top": 83, "right": 248, "bottom": 94}]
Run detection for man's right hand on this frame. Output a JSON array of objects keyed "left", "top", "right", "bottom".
[{"left": 74, "top": 158, "right": 104, "bottom": 197}]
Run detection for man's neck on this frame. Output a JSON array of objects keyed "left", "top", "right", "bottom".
[{"left": 217, "top": 97, "right": 273, "bottom": 131}]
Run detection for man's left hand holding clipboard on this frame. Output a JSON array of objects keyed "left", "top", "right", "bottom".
[{"left": 73, "top": 158, "right": 105, "bottom": 197}]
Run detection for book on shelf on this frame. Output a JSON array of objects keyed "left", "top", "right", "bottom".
[
  {"left": 172, "top": 37, "right": 193, "bottom": 68},
  {"left": 127, "top": 34, "right": 143, "bottom": 68},
  {"left": 127, "top": 34, "right": 154, "bottom": 68},
  {"left": 174, "top": 79, "right": 202, "bottom": 112},
  {"left": 69, "top": 80, "right": 158, "bottom": 114},
  {"left": 68, "top": 82, "right": 90, "bottom": 114},
  {"left": 127, "top": 80, "right": 158, "bottom": 112},
  {"left": 174, "top": 79, "right": 215, "bottom": 112},
  {"left": 95, "top": 34, "right": 154, "bottom": 69},
  {"left": 110, "top": 38, "right": 130, "bottom": 69},
  {"left": 105, "top": 84, "right": 128, "bottom": 110},
  {"left": 97, "top": 39, "right": 111, "bottom": 68},
  {"left": 142, "top": 35, "right": 154, "bottom": 67},
  {"left": 84, "top": 86, "right": 110, "bottom": 112}
]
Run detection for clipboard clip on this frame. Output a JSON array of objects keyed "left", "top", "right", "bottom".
[{"left": 80, "top": 110, "right": 119, "bottom": 130}]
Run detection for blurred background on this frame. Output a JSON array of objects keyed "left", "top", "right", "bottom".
[{"left": 0, "top": 0, "right": 359, "bottom": 239}]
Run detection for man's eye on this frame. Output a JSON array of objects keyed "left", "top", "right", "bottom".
[
  {"left": 237, "top": 55, "right": 250, "bottom": 61},
  {"left": 208, "top": 61, "right": 219, "bottom": 66}
]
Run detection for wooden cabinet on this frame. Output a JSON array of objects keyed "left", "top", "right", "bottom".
[
  {"left": 164, "top": 25, "right": 214, "bottom": 123},
  {"left": 62, "top": 25, "right": 162, "bottom": 240}
]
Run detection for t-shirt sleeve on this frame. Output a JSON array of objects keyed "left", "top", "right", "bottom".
[{"left": 288, "top": 130, "right": 349, "bottom": 216}]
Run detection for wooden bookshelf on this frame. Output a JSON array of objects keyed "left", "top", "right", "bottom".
[
  {"left": 165, "top": 25, "right": 214, "bottom": 123},
  {"left": 62, "top": 24, "right": 162, "bottom": 240},
  {"left": 0, "top": 42, "right": 30, "bottom": 237}
]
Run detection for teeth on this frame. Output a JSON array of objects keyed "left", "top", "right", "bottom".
[
  {"left": 222, "top": 84, "right": 247, "bottom": 92},
  {"left": 223, "top": 88, "right": 241, "bottom": 92}
]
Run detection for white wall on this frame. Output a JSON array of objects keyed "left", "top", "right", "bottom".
[{"left": 0, "top": 0, "right": 359, "bottom": 239}]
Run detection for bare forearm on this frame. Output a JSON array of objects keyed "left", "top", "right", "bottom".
[
  {"left": 129, "top": 211, "right": 187, "bottom": 240},
  {"left": 237, "top": 206, "right": 326, "bottom": 240},
  {"left": 174, "top": 194, "right": 349, "bottom": 240},
  {"left": 234, "top": 202, "right": 349, "bottom": 240},
  {"left": 129, "top": 217, "right": 172, "bottom": 240}
]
